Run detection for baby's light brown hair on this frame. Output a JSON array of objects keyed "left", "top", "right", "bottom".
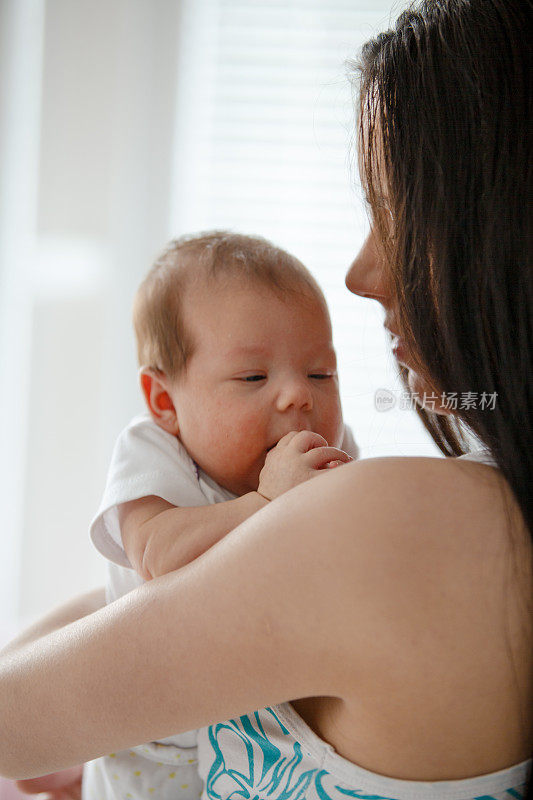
[{"left": 133, "top": 231, "right": 328, "bottom": 380}]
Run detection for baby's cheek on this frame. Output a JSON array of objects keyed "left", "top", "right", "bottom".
[
  {"left": 210, "top": 410, "right": 263, "bottom": 465},
  {"left": 321, "top": 398, "right": 344, "bottom": 448},
  {"left": 232, "top": 421, "right": 268, "bottom": 470},
  {"left": 209, "top": 425, "right": 266, "bottom": 495}
]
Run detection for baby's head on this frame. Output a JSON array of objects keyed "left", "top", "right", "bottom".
[{"left": 133, "top": 231, "right": 344, "bottom": 495}]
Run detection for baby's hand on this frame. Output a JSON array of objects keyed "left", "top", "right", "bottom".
[
  {"left": 257, "top": 430, "right": 353, "bottom": 501},
  {"left": 16, "top": 765, "right": 83, "bottom": 798}
]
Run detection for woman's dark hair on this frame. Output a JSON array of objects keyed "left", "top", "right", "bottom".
[{"left": 354, "top": 0, "right": 532, "bottom": 788}]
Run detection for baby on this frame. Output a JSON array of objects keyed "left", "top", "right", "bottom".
[{"left": 82, "top": 231, "right": 358, "bottom": 800}]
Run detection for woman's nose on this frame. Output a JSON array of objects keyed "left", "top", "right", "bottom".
[
  {"left": 345, "top": 232, "right": 388, "bottom": 302},
  {"left": 276, "top": 377, "right": 313, "bottom": 413}
]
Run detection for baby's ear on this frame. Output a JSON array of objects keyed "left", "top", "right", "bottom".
[{"left": 139, "top": 368, "right": 179, "bottom": 436}]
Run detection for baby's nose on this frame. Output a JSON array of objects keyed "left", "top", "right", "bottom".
[{"left": 276, "top": 377, "right": 313, "bottom": 412}]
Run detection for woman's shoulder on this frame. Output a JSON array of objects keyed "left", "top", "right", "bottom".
[
  {"left": 314, "top": 453, "right": 530, "bottom": 600},
  {"left": 273, "top": 450, "right": 524, "bottom": 564},
  {"left": 276, "top": 452, "right": 531, "bottom": 681},
  {"left": 267, "top": 452, "right": 524, "bottom": 626},
  {"left": 283, "top": 455, "right": 532, "bottom": 774},
  {"left": 326, "top": 452, "right": 527, "bottom": 550}
]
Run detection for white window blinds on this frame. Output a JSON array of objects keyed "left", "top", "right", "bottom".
[{"left": 169, "top": 0, "right": 442, "bottom": 458}]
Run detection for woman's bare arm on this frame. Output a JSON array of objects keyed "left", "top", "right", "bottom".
[
  {"left": 0, "top": 456, "right": 497, "bottom": 780},
  {"left": 0, "top": 587, "right": 106, "bottom": 657}
]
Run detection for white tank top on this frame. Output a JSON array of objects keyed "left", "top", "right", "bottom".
[
  {"left": 197, "top": 702, "right": 530, "bottom": 800},
  {"left": 197, "top": 447, "right": 531, "bottom": 800}
]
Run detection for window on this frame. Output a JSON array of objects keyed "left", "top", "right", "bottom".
[{"left": 169, "top": 0, "right": 441, "bottom": 458}]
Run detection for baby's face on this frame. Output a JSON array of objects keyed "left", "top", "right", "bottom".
[{"left": 167, "top": 281, "right": 344, "bottom": 496}]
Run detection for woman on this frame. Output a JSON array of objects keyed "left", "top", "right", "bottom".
[{"left": 2, "top": 0, "right": 532, "bottom": 798}]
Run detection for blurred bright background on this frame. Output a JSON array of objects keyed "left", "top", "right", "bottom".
[{"left": 0, "top": 0, "right": 441, "bottom": 637}]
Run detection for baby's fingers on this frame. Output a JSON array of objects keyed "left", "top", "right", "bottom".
[
  {"left": 305, "top": 447, "right": 353, "bottom": 470},
  {"left": 282, "top": 430, "right": 328, "bottom": 453},
  {"left": 16, "top": 766, "right": 83, "bottom": 794}
]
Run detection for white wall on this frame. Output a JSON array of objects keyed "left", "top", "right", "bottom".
[
  {"left": 0, "top": 0, "right": 184, "bottom": 629},
  {"left": 0, "top": 0, "right": 45, "bottom": 631}
]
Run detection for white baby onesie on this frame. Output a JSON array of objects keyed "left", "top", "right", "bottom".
[
  {"left": 83, "top": 413, "right": 237, "bottom": 800},
  {"left": 83, "top": 412, "right": 359, "bottom": 800}
]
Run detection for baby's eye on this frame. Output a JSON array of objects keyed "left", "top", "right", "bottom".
[
  {"left": 309, "top": 373, "right": 333, "bottom": 380},
  {"left": 242, "top": 375, "right": 266, "bottom": 382}
]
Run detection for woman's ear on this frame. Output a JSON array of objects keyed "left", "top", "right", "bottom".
[{"left": 139, "top": 368, "right": 179, "bottom": 436}]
